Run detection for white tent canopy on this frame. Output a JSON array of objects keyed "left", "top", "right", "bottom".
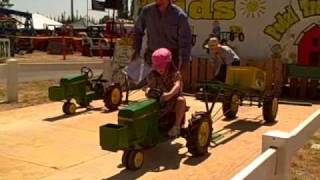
[{"left": 32, "top": 13, "right": 62, "bottom": 30}]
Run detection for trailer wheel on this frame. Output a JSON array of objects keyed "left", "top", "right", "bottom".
[
  {"left": 124, "top": 150, "right": 144, "bottom": 170},
  {"left": 223, "top": 94, "right": 240, "bottom": 119},
  {"left": 263, "top": 97, "right": 278, "bottom": 123},
  {"left": 62, "top": 102, "right": 76, "bottom": 115},
  {"left": 104, "top": 84, "right": 122, "bottom": 110},
  {"left": 186, "top": 113, "right": 212, "bottom": 156}
]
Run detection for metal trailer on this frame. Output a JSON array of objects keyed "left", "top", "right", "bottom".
[{"left": 197, "top": 80, "right": 279, "bottom": 123}]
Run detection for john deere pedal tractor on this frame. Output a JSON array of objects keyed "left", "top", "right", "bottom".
[
  {"left": 48, "top": 67, "right": 123, "bottom": 115},
  {"left": 99, "top": 89, "right": 213, "bottom": 170}
]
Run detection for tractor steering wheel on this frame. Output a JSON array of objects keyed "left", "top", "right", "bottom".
[
  {"left": 81, "top": 66, "right": 94, "bottom": 79},
  {"left": 146, "top": 88, "right": 163, "bottom": 100}
]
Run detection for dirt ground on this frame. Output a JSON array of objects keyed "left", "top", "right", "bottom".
[
  {"left": 0, "top": 81, "right": 320, "bottom": 180},
  {"left": 291, "top": 131, "right": 320, "bottom": 179},
  {"left": 0, "top": 80, "right": 58, "bottom": 111},
  {"left": 0, "top": 51, "right": 320, "bottom": 180}
]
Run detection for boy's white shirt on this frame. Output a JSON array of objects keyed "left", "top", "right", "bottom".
[{"left": 207, "top": 45, "right": 240, "bottom": 76}]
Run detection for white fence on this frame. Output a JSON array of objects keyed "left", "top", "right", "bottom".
[
  {"left": 232, "top": 109, "right": 320, "bottom": 180},
  {"left": 0, "top": 60, "right": 104, "bottom": 103},
  {"left": 0, "top": 38, "right": 10, "bottom": 62}
]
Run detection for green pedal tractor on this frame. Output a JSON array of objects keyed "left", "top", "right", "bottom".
[
  {"left": 48, "top": 67, "right": 123, "bottom": 115},
  {"left": 99, "top": 89, "right": 213, "bottom": 170}
]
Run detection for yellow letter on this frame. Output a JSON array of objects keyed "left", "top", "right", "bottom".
[
  {"left": 298, "top": 0, "right": 320, "bottom": 17},
  {"left": 264, "top": 26, "right": 282, "bottom": 41},
  {"left": 188, "top": 0, "right": 213, "bottom": 20},
  {"left": 213, "top": 0, "right": 235, "bottom": 20},
  {"left": 173, "top": 0, "right": 186, "bottom": 10}
]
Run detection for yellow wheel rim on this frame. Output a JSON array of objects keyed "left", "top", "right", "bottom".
[
  {"left": 198, "top": 121, "right": 210, "bottom": 147},
  {"left": 231, "top": 95, "right": 240, "bottom": 112},
  {"left": 272, "top": 98, "right": 278, "bottom": 117},
  {"left": 69, "top": 103, "right": 76, "bottom": 114},
  {"left": 134, "top": 151, "right": 143, "bottom": 168},
  {"left": 111, "top": 88, "right": 121, "bottom": 104}
]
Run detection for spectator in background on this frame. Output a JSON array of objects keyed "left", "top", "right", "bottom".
[{"left": 206, "top": 37, "right": 240, "bottom": 82}]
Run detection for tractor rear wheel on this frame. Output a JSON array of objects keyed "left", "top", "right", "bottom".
[
  {"left": 123, "top": 150, "right": 144, "bottom": 170},
  {"left": 222, "top": 94, "right": 240, "bottom": 119},
  {"left": 186, "top": 113, "right": 212, "bottom": 156},
  {"left": 62, "top": 102, "right": 76, "bottom": 115},
  {"left": 263, "top": 97, "right": 278, "bottom": 123},
  {"left": 104, "top": 84, "right": 122, "bottom": 110}
]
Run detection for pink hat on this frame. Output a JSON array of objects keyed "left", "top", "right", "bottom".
[{"left": 151, "top": 48, "right": 172, "bottom": 72}]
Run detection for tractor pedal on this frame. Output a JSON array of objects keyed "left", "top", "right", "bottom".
[{"left": 86, "top": 91, "right": 95, "bottom": 96}]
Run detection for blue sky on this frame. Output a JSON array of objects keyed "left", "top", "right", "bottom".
[{"left": 11, "top": 0, "right": 131, "bottom": 20}]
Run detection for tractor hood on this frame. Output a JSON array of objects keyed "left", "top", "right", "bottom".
[{"left": 118, "top": 99, "right": 159, "bottom": 120}]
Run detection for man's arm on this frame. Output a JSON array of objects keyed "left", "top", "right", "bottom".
[
  {"left": 226, "top": 47, "right": 240, "bottom": 63},
  {"left": 178, "top": 13, "right": 192, "bottom": 68},
  {"left": 229, "top": 48, "right": 240, "bottom": 61},
  {"left": 133, "top": 7, "right": 147, "bottom": 57}
]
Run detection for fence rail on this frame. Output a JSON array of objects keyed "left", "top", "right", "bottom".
[{"left": 232, "top": 109, "right": 320, "bottom": 180}]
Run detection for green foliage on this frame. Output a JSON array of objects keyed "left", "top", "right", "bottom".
[{"left": 0, "top": 0, "right": 13, "bottom": 8}]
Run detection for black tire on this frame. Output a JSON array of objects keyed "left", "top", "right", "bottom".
[
  {"left": 186, "top": 112, "right": 213, "bottom": 156},
  {"left": 62, "top": 102, "right": 76, "bottom": 115},
  {"left": 222, "top": 94, "right": 240, "bottom": 119},
  {"left": 124, "top": 150, "right": 144, "bottom": 170},
  {"left": 104, "top": 84, "right": 122, "bottom": 110},
  {"left": 263, "top": 97, "right": 278, "bottom": 123},
  {"left": 122, "top": 150, "right": 129, "bottom": 167}
]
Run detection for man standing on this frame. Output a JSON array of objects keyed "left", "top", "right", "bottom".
[
  {"left": 206, "top": 37, "right": 240, "bottom": 82},
  {"left": 132, "top": 0, "right": 192, "bottom": 71}
]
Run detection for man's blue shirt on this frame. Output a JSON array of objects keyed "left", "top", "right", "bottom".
[{"left": 133, "top": 2, "right": 192, "bottom": 62}]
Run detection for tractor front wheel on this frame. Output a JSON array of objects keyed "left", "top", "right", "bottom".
[
  {"left": 123, "top": 150, "right": 144, "bottom": 170},
  {"left": 62, "top": 102, "right": 77, "bottom": 115},
  {"left": 186, "top": 113, "right": 213, "bottom": 156},
  {"left": 104, "top": 84, "right": 122, "bottom": 110}
]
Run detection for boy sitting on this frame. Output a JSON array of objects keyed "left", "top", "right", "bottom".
[{"left": 145, "top": 48, "right": 186, "bottom": 137}]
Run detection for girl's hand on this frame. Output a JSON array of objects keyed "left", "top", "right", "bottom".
[{"left": 161, "top": 92, "right": 171, "bottom": 102}]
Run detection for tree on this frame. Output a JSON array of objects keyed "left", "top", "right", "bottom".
[{"left": 0, "top": 0, "right": 13, "bottom": 8}]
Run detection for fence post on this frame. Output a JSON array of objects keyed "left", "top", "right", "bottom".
[
  {"left": 6, "top": 59, "right": 18, "bottom": 102},
  {"left": 262, "top": 131, "right": 292, "bottom": 180}
]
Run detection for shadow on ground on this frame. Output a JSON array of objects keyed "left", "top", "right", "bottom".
[
  {"left": 211, "top": 116, "right": 278, "bottom": 147},
  {"left": 104, "top": 141, "right": 210, "bottom": 180},
  {"left": 43, "top": 107, "right": 103, "bottom": 122}
]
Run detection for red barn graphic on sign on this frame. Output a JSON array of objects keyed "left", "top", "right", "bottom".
[{"left": 295, "top": 24, "right": 320, "bottom": 66}]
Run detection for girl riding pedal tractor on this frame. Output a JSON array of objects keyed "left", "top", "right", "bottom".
[{"left": 145, "top": 48, "right": 186, "bottom": 137}]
